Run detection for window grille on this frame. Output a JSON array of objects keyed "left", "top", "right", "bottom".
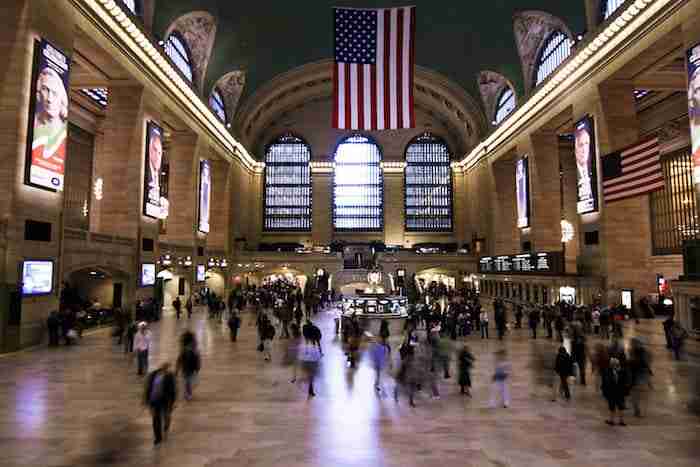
[
  {"left": 264, "top": 135, "right": 312, "bottom": 231},
  {"left": 535, "top": 31, "right": 573, "bottom": 86},
  {"left": 333, "top": 135, "right": 383, "bottom": 231},
  {"left": 209, "top": 88, "right": 227, "bottom": 124},
  {"left": 494, "top": 86, "right": 516, "bottom": 124},
  {"left": 164, "top": 32, "right": 193, "bottom": 83},
  {"left": 405, "top": 133, "right": 452, "bottom": 232},
  {"left": 79, "top": 88, "right": 108, "bottom": 108},
  {"left": 120, "top": 0, "right": 138, "bottom": 15},
  {"left": 602, "top": 0, "right": 626, "bottom": 20}
]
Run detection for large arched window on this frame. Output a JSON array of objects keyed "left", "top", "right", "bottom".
[
  {"left": 534, "top": 31, "right": 573, "bottom": 86},
  {"left": 405, "top": 133, "right": 452, "bottom": 232},
  {"left": 209, "top": 88, "right": 227, "bottom": 125},
  {"left": 164, "top": 32, "right": 193, "bottom": 83},
  {"left": 494, "top": 86, "right": 516, "bottom": 125},
  {"left": 602, "top": 0, "right": 626, "bottom": 20},
  {"left": 333, "top": 135, "right": 383, "bottom": 231},
  {"left": 264, "top": 135, "right": 312, "bottom": 231}
]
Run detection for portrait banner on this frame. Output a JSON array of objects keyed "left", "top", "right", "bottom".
[
  {"left": 687, "top": 43, "right": 700, "bottom": 184},
  {"left": 143, "top": 121, "right": 169, "bottom": 219},
  {"left": 198, "top": 159, "right": 211, "bottom": 233},
  {"left": 516, "top": 157, "right": 530, "bottom": 228},
  {"left": 575, "top": 115, "right": 598, "bottom": 214},
  {"left": 25, "top": 39, "right": 71, "bottom": 191}
]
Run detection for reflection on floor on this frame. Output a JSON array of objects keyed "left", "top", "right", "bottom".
[{"left": 0, "top": 307, "right": 698, "bottom": 467}]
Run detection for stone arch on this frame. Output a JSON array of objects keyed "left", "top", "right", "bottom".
[
  {"left": 210, "top": 70, "right": 247, "bottom": 126},
  {"left": 513, "top": 10, "right": 575, "bottom": 94},
  {"left": 164, "top": 11, "right": 218, "bottom": 94},
  {"left": 477, "top": 70, "right": 518, "bottom": 126}
]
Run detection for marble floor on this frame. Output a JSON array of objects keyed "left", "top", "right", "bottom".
[{"left": 0, "top": 308, "right": 698, "bottom": 467}]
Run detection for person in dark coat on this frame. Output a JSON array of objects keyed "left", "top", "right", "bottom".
[
  {"left": 173, "top": 296, "right": 182, "bottom": 320},
  {"left": 176, "top": 334, "right": 201, "bottom": 401},
  {"left": 227, "top": 312, "right": 241, "bottom": 341},
  {"left": 572, "top": 330, "right": 588, "bottom": 386},
  {"left": 379, "top": 319, "right": 390, "bottom": 344},
  {"left": 529, "top": 308, "right": 540, "bottom": 339},
  {"left": 144, "top": 363, "right": 177, "bottom": 445},
  {"left": 47, "top": 311, "right": 60, "bottom": 346},
  {"left": 554, "top": 345, "right": 574, "bottom": 400},
  {"left": 601, "top": 357, "right": 628, "bottom": 426},
  {"left": 457, "top": 344, "right": 475, "bottom": 396}
]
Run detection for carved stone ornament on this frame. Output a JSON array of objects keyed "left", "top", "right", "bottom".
[
  {"left": 215, "top": 71, "right": 246, "bottom": 120},
  {"left": 165, "top": 11, "right": 218, "bottom": 93},
  {"left": 477, "top": 71, "right": 511, "bottom": 123}
]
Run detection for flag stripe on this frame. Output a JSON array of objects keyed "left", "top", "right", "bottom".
[
  {"left": 334, "top": 7, "right": 415, "bottom": 130},
  {"left": 602, "top": 137, "right": 664, "bottom": 203}
]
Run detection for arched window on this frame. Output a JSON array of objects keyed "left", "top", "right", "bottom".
[
  {"left": 209, "top": 88, "right": 227, "bottom": 124},
  {"left": 535, "top": 31, "right": 573, "bottom": 86},
  {"left": 602, "top": 0, "right": 626, "bottom": 20},
  {"left": 405, "top": 133, "right": 452, "bottom": 232},
  {"left": 264, "top": 135, "right": 312, "bottom": 231},
  {"left": 121, "top": 0, "right": 139, "bottom": 15},
  {"left": 494, "top": 86, "right": 516, "bottom": 125},
  {"left": 333, "top": 135, "right": 383, "bottom": 231},
  {"left": 164, "top": 32, "right": 193, "bottom": 83}
]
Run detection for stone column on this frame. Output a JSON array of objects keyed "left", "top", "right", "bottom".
[
  {"left": 559, "top": 140, "right": 581, "bottom": 274},
  {"left": 383, "top": 170, "right": 404, "bottom": 246},
  {"left": 160, "top": 131, "right": 198, "bottom": 246},
  {"left": 452, "top": 168, "right": 467, "bottom": 249},
  {"left": 491, "top": 158, "right": 519, "bottom": 254},
  {"left": 208, "top": 158, "right": 231, "bottom": 253},
  {"left": 464, "top": 163, "right": 495, "bottom": 254},
  {"left": 521, "top": 130, "right": 563, "bottom": 252},
  {"left": 312, "top": 170, "right": 333, "bottom": 246}
]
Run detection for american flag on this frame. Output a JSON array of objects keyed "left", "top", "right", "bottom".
[
  {"left": 333, "top": 7, "right": 415, "bottom": 130},
  {"left": 602, "top": 137, "right": 664, "bottom": 203}
]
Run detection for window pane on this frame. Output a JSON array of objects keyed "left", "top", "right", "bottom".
[
  {"left": 651, "top": 148, "right": 699, "bottom": 254},
  {"left": 405, "top": 133, "right": 453, "bottom": 232},
  {"left": 535, "top": 31, "right": 572, "bottom": 86},
  {"left": 164, "top": 34, "right": 193, "bottom": 83},
  {"left": 209, "top": 88, "right": 227, "bottom": 123},
  {"left": 79, "top": 88, "right": 108, "bottom": 108},
  {"left": 495, "top": 87, "right": 515, "bottom": 124},
  {"left": 264, "top": 135, "right": 312, "bottom": 231},
  {"left": 120, "top": 0, "right": 137, "bottom": 15},
  {"left": 333, "top": 135, "right": 383, "bottom": 231},
  {"left": 603, "top": 0, "right": 626, "bottom": 20}
]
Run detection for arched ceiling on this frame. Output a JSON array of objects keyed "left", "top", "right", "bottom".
[{"left": 153, "top": 1, "right": 586, "bottom": 110}]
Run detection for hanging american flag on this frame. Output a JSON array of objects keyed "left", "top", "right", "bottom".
[
  {"left": 602, "top": 137, "right": 664, "bottom": 204},
  {"left": 333, "top": 6, "right": 415, "bottom": 130}
]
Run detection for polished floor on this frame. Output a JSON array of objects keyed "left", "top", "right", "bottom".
[{"left": 0, "top": 307, "right": 698, "bottom": 467}]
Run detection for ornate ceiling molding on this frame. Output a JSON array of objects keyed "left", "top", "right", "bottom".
[
  {"left": 212, "top": 70, "right": 246, "bottom": 123},
  {"left": 513, "top": 10, "right": 575, "bottom": 94},
  {"left": 234, "top": 59, "right": 488, "bottom": 157},
  {"left": 477, "top": 70, "right": 517, "bottom": 125},
  {"left": 164, "top": 11, "right": 217, "bottom": 94}
]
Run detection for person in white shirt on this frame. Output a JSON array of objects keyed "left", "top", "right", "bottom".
[
  {"left": 480, "top": 310, "right": 489, "bottom": 339},
  {"left": 135, "top": 322, "right": 152, "bottom": 376}
]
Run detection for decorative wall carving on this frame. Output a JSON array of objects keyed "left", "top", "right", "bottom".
[
  {"left": 164, "top": 11, "right": 218, "bottom": 94},
  {"left": 513, "top": 10, "right": 574, "bottom": 94},
  {"left": 213, "top": 71, "right": 246, "bottom": 122}
]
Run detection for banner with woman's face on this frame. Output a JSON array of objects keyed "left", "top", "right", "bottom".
[
  {"left": 575, "top": 115, "right": 598, "bottom": 214},
  {"left": 143, "top": 121, "right": 169, "bottom": 219},
  {"left": 26, "top": 39, "right": 71, "bottom": 191},
  {"left": 686, "top": 43, "right": 700, "bottom": 184}
]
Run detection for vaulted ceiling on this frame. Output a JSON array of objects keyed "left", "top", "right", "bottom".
[{"left": 153, "top": 0, "right": 586, "bottom": 110}]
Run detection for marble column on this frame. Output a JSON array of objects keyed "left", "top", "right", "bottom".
[
  {"left": 312, "top": 170, "right": 333, "bottom": 246},
  {"left": 491, "top": 157, "right": 519, "bottom": 255},
  {"left": 383, "top": 170, "right": 404, "bottom": 246}
]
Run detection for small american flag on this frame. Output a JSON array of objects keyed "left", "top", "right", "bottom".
[
  {"left": 602, "top": 137, "right": 664, "bottom": 204},
  {"left": 333, "top": 7, "right": 415, "bottom": 130}
]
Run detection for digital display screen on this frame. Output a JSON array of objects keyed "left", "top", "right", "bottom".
[
  {"left": 21, "top": 260, "right": 54, "bottom": 295},
  {"left": 516, "top": 157, "right": 529, "bottom": 228},
  {"left": 687, "top": 42, "right": 700, "bottom": 184},
  {"left": 25, "top": 39, "right": 71, "bottom": 191},
  {"left": 196, "top": 265, "right": 206, "bottom": 282},
  {"left": 198, "top": 160, "right": 211, "bottom": 233},
  {"left": 143, "top": 121, "right": 169, "bottom": 219},
  {"left": 141, "top": 263, "right": 155, "bottom": 287},
  {"left": 478, "top": 252, "right": 564, "bottom": 275},
  {"left": 575, "top": 115, "right": 598, "bottom": 214}
]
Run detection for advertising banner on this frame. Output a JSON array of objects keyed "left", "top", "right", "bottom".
[
  {"left": 26, "top": 39, "right": 71, "bottom": 191},
  {"left": 143, "top": 121, "right": 169, "bottom": 219},
  {"left": 198, "top": 160, "right": 211, "bottom": 233},
  {"left": 516, "top": 157, "right": 530, "bottom": 228},
  {"left": 575, "top": 115, "right": 598, "bottom": 214},
  {"left": 687, "top": 43, "right": 700, "bottom": 184}
]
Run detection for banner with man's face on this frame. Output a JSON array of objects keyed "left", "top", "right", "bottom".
[
  {"left": 143, "top": 121, "right": 169, "bottom": 219},
  {"left": 26, "top": 39, "right": 71, "bottom": 191},
  {"left": 198, "top": 160, "right": 211, "bottom": 233},
  {"left": 575, "top": 115, "right": 598, "bottom": 214},
  {"left": 516, "top": 157, "right": 529, "bottom": 228},
  {"left": 687, "top": 43, "right": 700, "bottom": 184}
]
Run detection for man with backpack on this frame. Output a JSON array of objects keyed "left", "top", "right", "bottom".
[{"left": 144, "top": 363, "right": 177, "bottom": 445}]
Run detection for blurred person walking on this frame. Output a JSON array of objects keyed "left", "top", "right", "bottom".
[
  {"left": 489, "top": 350, "right": 511, "bottom": 408},
  {"left": 144, "top": 363, "right": 177, "bottom": 445},
  {"left": 457, "top": 344, "right": 475, "bottom": 396},
  {"left": 601, "top": 357, "right": 628, "bottom": 426},
  {"left": 628, "top": 337, "right": 653, "bottom": 417},
  {"left": 134, "top": 322, "right": 152, "bottom": 376},
  {"left": 554, "top": 345, "right": 574, "bottom": 401},
  {"left": 176, "top": 331, "right": 201, "bottom": 401}
]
